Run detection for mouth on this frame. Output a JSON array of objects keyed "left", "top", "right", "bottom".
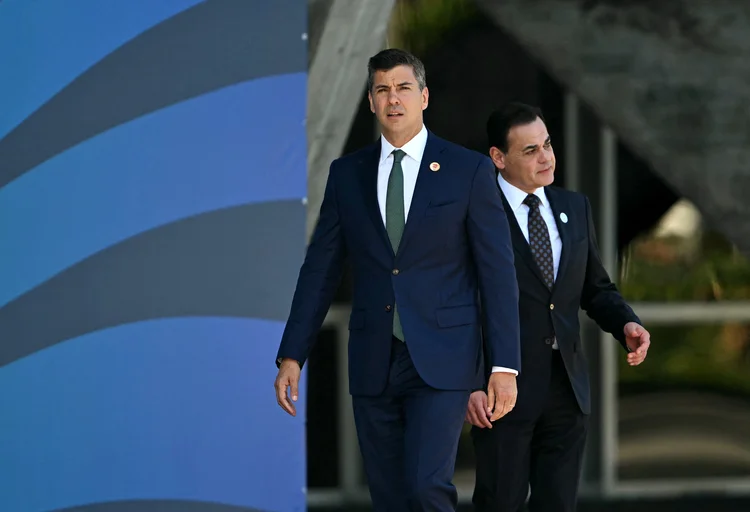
[
  {"left": 387, "top": 112, "right": 404, "bottom": 118},
  {"left": 539, "top": 166, "right": 553, "bottom": 174}
]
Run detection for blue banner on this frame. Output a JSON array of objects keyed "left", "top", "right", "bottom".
[{"left": 0, "top": 1, "right": 308, "bottom": 511}]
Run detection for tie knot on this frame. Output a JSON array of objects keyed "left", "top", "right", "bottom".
[
  {"left": 392, "top": 149, "right": 406, "bottom": 164},
  {"left": 523, "top": 194, "right": 541, "bottom": 209}
]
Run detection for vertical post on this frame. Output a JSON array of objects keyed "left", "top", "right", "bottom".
[
  {"left": 336, "top": 314, "right": 362, "bottom": 498},
  {"left": 599, "top": 126, "right": 619, "bottom": 496},
  {"left": 564, "top": 93, "right": 580, "bottom": 192}
]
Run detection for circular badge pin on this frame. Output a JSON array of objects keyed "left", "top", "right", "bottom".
[{"left": 429, "top": 162, "right": 440, "bottom": 172}]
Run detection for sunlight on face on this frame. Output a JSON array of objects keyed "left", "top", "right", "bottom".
[
  {"left": 368, "top": 64, "right": 428, "bottom": 146},
  {"left": 491, "top": 117, "right": 555, "bottom": 193}
]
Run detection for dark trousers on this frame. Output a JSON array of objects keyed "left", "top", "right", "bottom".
[
  {"left": 471, "top": 350, "right": 589, "bottom": 512},
  {"left": 352, "top": 338, "right": 470, "bottom": 512}
]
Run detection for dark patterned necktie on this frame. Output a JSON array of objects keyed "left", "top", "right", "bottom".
[{"left": 523, "top": 194, "right": 554, "bottom": 289}]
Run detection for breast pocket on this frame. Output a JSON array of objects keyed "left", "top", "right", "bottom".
[{"left": 425, "top": 199, "right": 462, "bottom": 217}]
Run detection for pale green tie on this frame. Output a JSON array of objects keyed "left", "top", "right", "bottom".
[{"left": 386, "top": 149, "right": 406, "bottom": 341}]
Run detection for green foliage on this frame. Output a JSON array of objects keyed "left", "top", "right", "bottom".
[
  {"left": 619, "top": 232, "right": 750, "bottom": 301},
  {"left": 388, "top": 0, "right": 479, "bottom": 55},
  {"left": 618, "top": 231, "right": 750, "bottom": 398}
]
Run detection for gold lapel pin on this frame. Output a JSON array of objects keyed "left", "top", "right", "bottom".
[{"left": 429, "top": 162, "right": 440, "bottom": 172}]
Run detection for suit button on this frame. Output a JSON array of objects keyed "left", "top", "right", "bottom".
[
  {"left": 385, "top": 305, "right": 392, "bottom": 312},
  {"left": 550, "top": 303, "right": 555, "bottom": 310},
  {"left": 545, "top": 337, "right": 553, "bottom": 345},
  {"left": 392, "top": 269, "right": 400, "bottom": 275}
]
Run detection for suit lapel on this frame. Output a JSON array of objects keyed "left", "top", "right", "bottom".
[
  {"left": 499, "top": 191, "right": 549, "bottom": 287},
  {"left": 396, "top": 133, "right": 446, "bottom": 257},
  {"left": 358, "top": 140, "right": 394, "bottom": 256},
  {"left": 545, "top": 186, "right": 571, "bottom": 290}
]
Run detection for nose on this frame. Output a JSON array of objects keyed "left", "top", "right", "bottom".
[{"left": 388, "top": 89, "right": 400, "bottom": 105}]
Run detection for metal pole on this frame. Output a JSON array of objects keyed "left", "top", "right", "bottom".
[{"left": 599, "top": 126, "right": 619, "bottom": 496}]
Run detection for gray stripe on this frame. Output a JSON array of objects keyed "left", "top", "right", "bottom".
[
  {"left": 0, "top": 0, "right": 306, "bottom": 189},
  {"left": 51, "top": 500, "right": 265, "bottom": 512},
  {"left": 0, "top": 200, "right": 304, "bottom": 368}
]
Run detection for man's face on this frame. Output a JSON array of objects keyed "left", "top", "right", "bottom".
[
  {"left": 490, "top": 117, "right": 555, "bottom": 193},
  {"left": 368, "top": 64, "right": 428, "bottom": 140}
]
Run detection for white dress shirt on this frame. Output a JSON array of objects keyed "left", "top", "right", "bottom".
[
  {"left": 377, "top": 126, "right": 521, "bottom": 376},
  {"left": 497, "top": 173, "right": 562, "bottom": 350},
  {"left": 377, "top": 124, "right": 428, "bottom": 223}
]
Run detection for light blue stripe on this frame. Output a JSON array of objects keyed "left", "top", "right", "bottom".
[
  {"left": 0, "top": 0, "right": 204, "bottom": 139},
  {"left": 0, "top": 317, "right": 306, "bottom": 512},
  {"left": 0, "top": 72, "right": 307, "bottom": 308}
]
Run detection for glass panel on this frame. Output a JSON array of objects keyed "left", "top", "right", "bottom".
[
  {"left": 619, "top": 200, "right": 750, "bottom": 302},
  {"left": 618, "top": 322, "right": 750, "bottom": 480}
]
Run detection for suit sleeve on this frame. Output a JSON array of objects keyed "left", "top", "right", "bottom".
[
  {"left": 467, "top": 156, "right": 521, "bottom": 373},
  {"left": 275, "top": 161, "right": 347, "bottom": 367},
  {"left": 579, "top": 195, "right": 640, "bottom": 349}
]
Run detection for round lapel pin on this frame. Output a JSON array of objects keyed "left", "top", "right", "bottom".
[
  {"left": 429, "top": 162, "right": 440, "bottom": 172},
  {"left": 560, "top": 212, "right": 568, "bottom": 223}
]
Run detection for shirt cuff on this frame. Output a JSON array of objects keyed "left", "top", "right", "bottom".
[{"left": 491, "top": 366, "right": 518, "bottom": 376}]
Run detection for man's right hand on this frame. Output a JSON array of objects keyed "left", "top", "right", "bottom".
[
  {"left": 466, "top": 391, "right": 493, "bottom": 428},
  {"left": 274, "top": 358, "right": 301, "bottom": 416}
]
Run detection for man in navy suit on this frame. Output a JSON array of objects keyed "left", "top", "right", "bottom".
[
  {"left": 273, "top": 49, "right": 521, "bottom": 511},
  {"left": 467, "top": 102, "right": 651, "bottom": 511}
]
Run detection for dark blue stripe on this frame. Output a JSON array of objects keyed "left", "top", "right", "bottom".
[
  {"left": 0, "top": 0, "right": 203, "bottom": 139},
  {"left": 0, "top": 73, "right": 306, "bottom": 308}
]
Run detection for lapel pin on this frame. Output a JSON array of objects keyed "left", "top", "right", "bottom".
[
  {"left": 429, "top": 162, "right": 440, "bottom": 172},
  {"left": 560, "top": 212, "right": 568, "bottom": 223}
]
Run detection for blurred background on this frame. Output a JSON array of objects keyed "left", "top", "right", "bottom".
[
  {"left": 307, "top": 0, "right": 750, "bottom": 510},
  {"left": 2, "top": 0, "right": 750, "bottom": 511}
]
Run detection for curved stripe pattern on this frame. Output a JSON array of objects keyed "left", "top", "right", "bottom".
[
  {"left": 0, "top": 201, "right": 305, "bottom": 368},
  {"left": 0, "top": 317, "right": 305, "bottom": 512},
  {"left": 0, "top": 73, "right": 306, "bottom": 308},
  {"left": 52, "top": 501, "right": 264, "bottom": 512},
  {"left": 0, "top": 0, "right": 306, "bottom": 189},
  {"left": 0, "top": 0, "right": 204, "bottom": 140}
]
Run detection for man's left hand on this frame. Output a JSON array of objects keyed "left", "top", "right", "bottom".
[
  {"left": 624, "top": 322, "right": 650, "bottom": 366},
  {"left": 487, "top": 372, "right": 517, "bottom": 421}
]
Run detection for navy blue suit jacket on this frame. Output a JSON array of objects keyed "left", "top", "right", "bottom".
[{"left": 277, "top": 131, "right": 521, "bottom": 396}]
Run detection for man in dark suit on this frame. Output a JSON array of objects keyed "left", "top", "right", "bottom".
[
  {"left": 467, "top": 102, "right": 652, "bottom": 512},
  {"left": 273, "top": 49, "right": 521, "bottom": 511}
]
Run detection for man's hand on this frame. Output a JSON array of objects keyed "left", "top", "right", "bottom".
[
  {"left": 274, "top": 358, "right": 301, "bottom": 416},
  {"left": 624, "top": 322, "right": 650, "bottom": 366},
  {"left": 466, "top": 391, "right": 493, "bottom": 428},
  {"left": 487, "top": 372, "right": 517, "bottom": 421}
]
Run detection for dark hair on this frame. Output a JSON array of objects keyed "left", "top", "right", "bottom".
[
  {"left": 486, "top": 102, "right": 545, "bottom": 153},
  {"left": 367, "top": 48, "right": 427, "bottom": 93}
]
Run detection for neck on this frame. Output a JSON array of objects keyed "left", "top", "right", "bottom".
[
  {"left": 500, "top": 171, "right": 539, "bottom": 195},
  {"left": 381, "top": 123, "right": 423, "bottom": 149}
]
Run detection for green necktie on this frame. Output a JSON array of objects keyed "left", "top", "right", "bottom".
[{"left": 386, "top": 149, "right": 406, "bottom": 341}]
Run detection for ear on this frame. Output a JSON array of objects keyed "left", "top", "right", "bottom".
[
  {"left": 489, "top": 147, "right": 506, "bottom": 169},
  {"left": 368, "top": 90, "right": 375, "bottom": 113},
  {"left": 421, "top": 86, "right": 429, "bottom": 111}
]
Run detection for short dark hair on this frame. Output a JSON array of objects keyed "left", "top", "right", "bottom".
[
  {"left": 486, "top": 102, "right": 545, "bottom": 153},
  {"left": 367, "top": 48, "right": 427, "bottom": 93}
]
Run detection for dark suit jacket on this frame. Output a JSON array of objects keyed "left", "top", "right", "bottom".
[
  {"left": 277, "top": 131, "right": 521, "bottom": 396},
  {"left": 479, "top": 185, "right": 639, "bottom": 416}
]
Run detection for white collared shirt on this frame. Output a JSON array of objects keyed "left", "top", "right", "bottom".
[
  {"left": 377, "top": 124, "right": 428, "bottom": 223},
  {"left": 497, "top": 172, "right": 563, "bottom": 352},
  {"left": 497, "top": 174, "right": 562, "bottom": 278}
]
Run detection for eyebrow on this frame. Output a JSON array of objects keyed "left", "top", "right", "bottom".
[
  {"left": 374, "top": 81, "right": 414, "bottom": 90},
  {"left": 522, "top": 136, "right": 551, "bottom": 152}
]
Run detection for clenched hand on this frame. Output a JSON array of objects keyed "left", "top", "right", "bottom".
[{"left": 466, "top": 390, "right": 493, "bottom": 428}]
